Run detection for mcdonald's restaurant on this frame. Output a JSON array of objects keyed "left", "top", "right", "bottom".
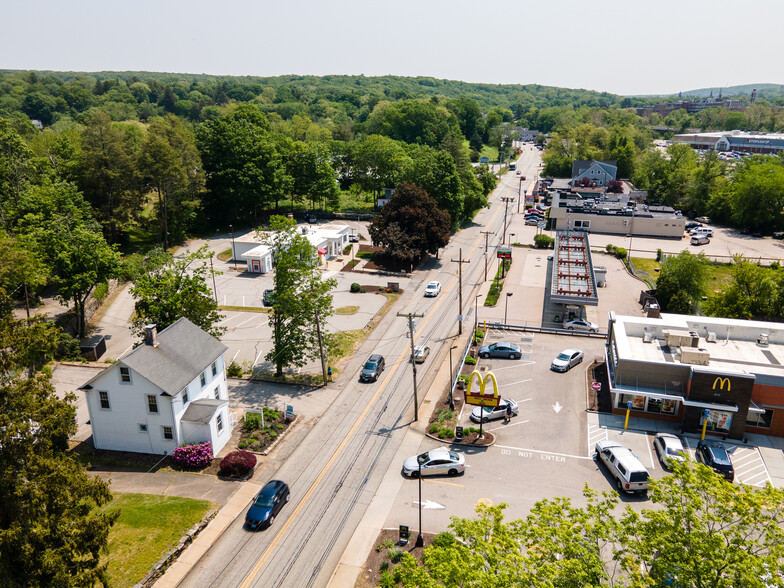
[{"left": 605, "top": 313, "right": 784, "bottom": 440}]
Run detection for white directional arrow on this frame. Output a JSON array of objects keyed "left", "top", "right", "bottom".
[
  {"left": 414, "top": 500, "right": 446, "bottom": 510},
  {"left": 553, "top": 402, "right": 563, "bottom": 413}
]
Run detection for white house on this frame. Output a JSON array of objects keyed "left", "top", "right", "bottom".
[{"left": 79, "top": 318, "right": 232, "bottom": 457}]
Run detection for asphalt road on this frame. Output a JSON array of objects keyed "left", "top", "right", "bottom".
[{"left": 177, "top": 149, "right": 539, "bottom": 588}]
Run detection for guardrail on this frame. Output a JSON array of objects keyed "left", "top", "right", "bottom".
[{"left": 482, "top": 321, "right": 607, "bottom": 339}]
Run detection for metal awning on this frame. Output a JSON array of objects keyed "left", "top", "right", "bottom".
[
  {"left": 682, "top": 399, "right": 738, "bottom": 413},
  {"left": 748, "top": 401, "right": 767, "bottom": 415}
]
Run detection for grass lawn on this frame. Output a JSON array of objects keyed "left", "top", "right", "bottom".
[
  {"left": 480, "top": 144, "right": 499, "bottom": 162},
  {"left": 104, "top": 493, "right": 215, "bottom": 587},
  {"left": 335, "top": 305, "right": 359, "bottom": 315},
  {"left": 631, "top": 257, "right": 735, "bottom": 294}
]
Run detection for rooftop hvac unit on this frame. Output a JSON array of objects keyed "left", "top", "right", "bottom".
[
  {"left": 757, "top": 333, "right": 770, "bottom": 347},
  {"left": 706, "top": 331, "right": 717, "bottom": 343},
  {"left": 643, "top": 331, "right": 654, "bottom": 343}
]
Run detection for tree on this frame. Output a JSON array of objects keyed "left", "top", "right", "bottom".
[
  {"left": 402, "top": 144, "right": 463, "bottom": 224},
  {"left": 130, "top": 246, "right": 225, "bottom": 341},
  {"left": 0, "top": 316, "right": 118, "bottom": 586},
  {"left": 368, "top": 183, "right": 451, "bottom": 264},
  {"left": 351, "top": 135, "right": 411, "bottom": 206},
  {"left": 655, "top": 250, "right": 710, "bottom": 313},
  {"left": 265, "top": 216, "right": 336, "bottom": 376},
  {"left": 365, "top": 99, "right": 460, "bottom": 147},
  {"left": 0, "top": 231, "right": 46, "bottom": 316},
  {"left": 704, "top": 258, "right": 783, "bottom": 320},
  {"left": 729, "top": 156, "right": 784, "bottom": 232}
]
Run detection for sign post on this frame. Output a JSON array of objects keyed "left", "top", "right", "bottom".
[
  {"left": 592, "top": 382, "right": 602, "bottom": 391},
  {"left": 465, "top": 370, "right": 500, "bottom": 439},
  {"left": 624, "top": 400, "right": 632, "bottom": 430},
  {"left": 701, "top": 409, "right": 711, "bottom": 440}
]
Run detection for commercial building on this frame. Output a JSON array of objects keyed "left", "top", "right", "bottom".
[
  {"left": 673, "top": 130, "right": 784, "bottom": 155},
  {"left": 548, "top": 193, "right": 685, "bottom": 238},
  {"left": 606, "top": 313, "right": 784, "bottom": 440}
]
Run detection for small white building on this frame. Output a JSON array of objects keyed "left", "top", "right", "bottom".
[{"left": 79, "top": 318, "right": 232, "bottom": 457}]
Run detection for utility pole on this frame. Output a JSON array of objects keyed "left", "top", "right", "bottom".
[
  {"left": 398, "top": 311, "right": 425, "bottom": 421},
  {"left": 209, "top": 254, "right": 218, "bottom": 303},
  {"left": 480, "top": 231, "right": 492, "bottom": 282},
  {"left": 450, "top": 249, "right": 469, "bottom": 335},
  {"left": 501, "top": 197, "right": 514, "bottom": 244},
  {"left": 314, "top": 311, "right": 328, "bottom": 386},
  {"left": 518, "top": 179, "right": 523, "bottom": 213}
]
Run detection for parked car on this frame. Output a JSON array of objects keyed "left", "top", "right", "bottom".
[
  {"left": 470, "top": 398, "right": 519, "bottom": 423},
  {"left": 551, "top": 349, "right": 583, "bottom": 372},
  {"left": 245, "top": 480, "right": 290, "bottom": 529},
  {"left": 424, "top": 281, "right": 441, "bottom": 297},
  {"left": 685, "top": 221, "right": 702, "bottom": 230},
  {"left": 564, "top": 318, "right": 599, "bottom": 332},
  {"left": 402, "top": 449, "right": 465, "bottom": 477},
  {"left": 696, "top": 216, "right": 711, "bottom": 224},
  {"left": 773, "top": 231, "right": 784, "bottom": 240},
  {"left": 360, "top": 354, "right": 385, "bottom": 382},
  {"left": 752, "top": 231, "right": 763, "bottom": 238},
  {"left": 690, "top": 234, "right": 710, "bottom": 246},
  {"left": 478, "top": 342, "right": 522, "bottom": 359},
  {"left": 690, "top": 227, "right": 714, "bottom": 237},
  {"left": 653, "top": 433, "right": 686, "bottom": 468},
  {"left": 525, "top": 217, "right": 539, "bottom": 226},
  {"left": 413, "top": 345, "right": 430, "bottom": 363},
  {"left": 262, "top": 289, "right": 274, "bottom": 307},
  {"left": 348, "top": 234, "right": 360, "bottom": 243},
  {"left": 595, "top": 441, "right": 650, "bottom": 495},
  {"left": 696, "top": 440, "right": 735, "bottom": 482},
  {"left": 306, "top": 213, "right": 318, "bottom": 224}
]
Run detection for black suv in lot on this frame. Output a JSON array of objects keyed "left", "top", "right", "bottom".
[
  {"left": 360, "top": 354, "right": 385, "bottom": 382},
  {"left": 696, "top": 440, "right": 735, "bottom": 482}
]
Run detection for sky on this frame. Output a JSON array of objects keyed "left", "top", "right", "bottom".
[{"left": 3, "top": 0, "right": 782, "bottom": 96}]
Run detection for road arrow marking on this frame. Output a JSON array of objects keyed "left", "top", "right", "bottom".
[
  {"left": 414, "top": 500, "right": 446, "bottom": 510},
  {"left": 553, "top": 402, "right": 563, "bottom": 413}
]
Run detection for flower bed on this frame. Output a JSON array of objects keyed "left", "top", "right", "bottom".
[
  {"left": 171, "top": 441, "right": 213, "bottom": 469},
  {"left": 237, "top": 407, "right": 291, "bottom": 452}
]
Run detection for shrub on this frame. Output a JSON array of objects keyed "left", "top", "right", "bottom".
[
  {"left": 656, "top": 248, "right": 663, "bottom": 262},
  {"left": 437, "top": 428, "right": 455, "bottom": 439},
  {"left": 238, "top": 439, "right": 248, "bottom": 449},
  {"left": 379, "top": 571, "right": 395, "bottom": 588},
  {"left": 244, "top": 412, "right": 262, "bottom": 432},
  {"left": 388, "top": 547, "right": 404, "bottom": 563},
  {"left": 360, "top": 288, "right": 366, "bottom": 293},
  {"left": 474, "top": 329, "right": 485, "bottom": 341},
  {"left": 219, "top": 450, "right": 257, "bottom": 477},
  {"left": 343, "top": 245, "right": 352, "bottom": 255},
  {"left": 54, "top": 332, "right": 81, "bottom": 361},
  {"left": 350, "top": 282, "right": 361, "bottom": 293},
  {"left": 458, "top": 375, "right": 469, "bottom": 384},
  {"left": 534, "top": 233, "right": 554, "bottom": 249},
  {"left": 433, "top": 409, "right": 453, "bottom": 424},
  {"left": 465, "top": 355, "right": 477, "bottom": 365},
  {"left": 171, "top": 441, "right": 213, "bottom": 469},
  {"left": 93, "top": 281, "right": 109, "bottom": 303},
  {"left": 429, "top": 423, "right": 440, "bottom": 434},
  {"left": 613, "top": 246, "right": 627, "bottom": 260},
  {"left": 432, "top": 532, "right": 456, "bottom": 548},
  {"left": 263, "top": 407, "right": 280, "bottom": 422},
  {"left": 380, "top": 561, "right": 389, "bottom": 573},
  {"left": 227, "top": 361, "right": 243, "bottom": 377},
  {"left": 356, "top": 251, "right": 374, "bottom": 259}
]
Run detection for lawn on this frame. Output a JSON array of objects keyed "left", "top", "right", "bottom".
[
  {"left": 103, "top": 493, "right": 215, "bottom": 587},
  {"left": 631, "top": 257, "right": 735, "bottom": 294}
]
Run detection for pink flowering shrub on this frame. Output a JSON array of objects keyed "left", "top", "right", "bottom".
[
  {"left": 171, "top": 441, "right": 213, "bottom": 469},
  {"left": 219, "top": 450, "right": 257, "bottom": 477}
]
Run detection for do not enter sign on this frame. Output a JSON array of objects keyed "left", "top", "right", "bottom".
[{"left": 591, "top": 382, "right": 601, "bottom": 391}]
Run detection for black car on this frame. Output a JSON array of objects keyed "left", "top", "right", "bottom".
[
  {"left": 685, "top": 221, "right": 702, "bottom": 230},
  {"left": 360, "top": 354, "right": 385, "bottom": 382},
  {"left": 245, "top": 480, "right": 290, "bottom": 530},
  {"left": 263, "top": 289, "right": 274, "bottom": 307},
  {"left": 306, "top": 213, "right": 318, "bottom": 224},
  {"left": 696, "top": 440, "right": 735, "bottom": 482}
]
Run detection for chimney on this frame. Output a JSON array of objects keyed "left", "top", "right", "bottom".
[{"left": 144, "top": 324, "right": 159, "bottom": 347}]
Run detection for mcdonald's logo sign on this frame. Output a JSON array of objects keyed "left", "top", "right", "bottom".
[
  {"left": 712, "top": 377, "right": 731, "bottom": 392},
  {"left": 465, "top": 370, "right": 500, "bottom": 407}
]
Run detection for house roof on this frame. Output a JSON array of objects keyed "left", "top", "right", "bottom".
[
  {"left": 181, "top": 398, "right": 228, "bottom": 424},
  {"left": 571, "top": 160, "right": 617, "bottom": 178},
  {"left": 80, "top": 318, "right": 227, "bottom": 396}
]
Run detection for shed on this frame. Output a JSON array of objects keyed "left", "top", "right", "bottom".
[{"left": 80, "top": 335, "right": 106, "bottom": 361}]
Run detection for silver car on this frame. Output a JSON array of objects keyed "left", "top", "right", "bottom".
[
  {"left": 470, "top": 398, "right": 518, "bottom": 423},
  {"left": 478, "top": 342, "right": 522, "bottom": 359},
  {"left": 402, "top": 449, "right": 465, "bottom": 478},
  {"left": 551, "top": 349, "right": 583, "bottom": 372},
  {"left": 564, "top": 319, "right": 599, "bottom": 332},
  {"left": 424, "top": 281, "right": 441, "bottom": 297},
  {"left": 413, "top": 345, "right": 430, "bottom": 363},
  {"left": 653, "top": 433, "right": 686, "bottom": 468}
]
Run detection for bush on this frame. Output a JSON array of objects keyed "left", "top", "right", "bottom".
[
  {"left": 656, "top": 248, "right": 663, "bottom": 262},
  {"left": 613, "top": 246, "right": 627, "bottom": 260},
  {"left": 244, "top": 412, "right": 262, "bottom": 432},
  {"left": 343, "top": 245, "right": 352, "bottom": 255},
  {"left": 379, "top": 571, "right": 395, "bottom": 588},
  {"left": 171, "top": 441, "right": 213, "bottom": 469},
  {"left": 432, "top": 532, "right": 456, "bottom": 548},
  {"left": 93, "top": 281, "right": 109, "bottom": 303},
  {"left": 263, "top": 407, "right": 280, "bottom": 422},
  {"left": 474, "top": 329, "right": 485, "bottom": 341},
  {"left": 219, "top": 450, "right": 257, "bottom": 477},
  {"left": 533, "top": 233, "right": 554, "bottom": 249},
  {"left": 350, "top": 282, "right": 361, "bottom": 293},
  {"left": 437, "top": 428, "right": 455, "bottom": 439},
  {"left": 605, "top": 244, "right": 616, "bottom": 254},
  {"left": 227, "top": 361, "right": 243, "bottom": 377},
  {"left": 54, "top": 331, "right": 81, "bottom": 361},
  {"left": 356, "top": 251, "right": 374, "bottom": 259},
  {"left": 465, "top": 355, "right": 477, "bottom": 365},
  {"left": 429, "top": 423, "right": 440, "bottom": 434},
  {"left": 388, "top": 547, "right": 404, "bottom": 563},
  {"left": 458, "top": 375, "right": 469, "bottom": 384}
]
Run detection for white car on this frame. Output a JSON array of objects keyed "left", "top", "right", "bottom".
[
  {"left": 653, "top": 433, "right": 686, "bottom": 468},
  {"left": 690, "top": 227, "right": 714, "bottom": 237},
  {"left": 402, "top": 449, "right": 465, "bottom": 477},
  {"left": 551, "top": 349, "right": 583, "bottom": 372},
  {"left": 564, "top": 319, "right": 599, "bottom": 332},
  {"left": 424, "top": 281, "right": 441, "bottom": 297},
  {"left": 413, "top": 345, "right": 430, "bottom": 363}
]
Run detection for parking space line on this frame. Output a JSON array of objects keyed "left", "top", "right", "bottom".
[
  {"left": 587, "top": 424, "right": 607, "bottom": 457},
  {"left": 486, "top": 362, "right": 535, "bottom": 372},
  {"left": 230, "top": 350, "right": 240, "bottom": 363},
  {"left": 499, "top": 378, "right": 532, "bottom": 388},
  {"left": 487, "top": 419, "right": 529, "bottom": 432},
  {"left": 234, "top": 315, "right": 259, "bottom": 328},
  {"left": 646, "top": 437, "right": 656, "bottom": 471},
  {"left": 518, "top": 398, "right": 533, "bottom": 403},
  {"left": 495, "top": 444, "right": 593, "bottom": 461},
  {"left": 425, "top": 480, "right": 464, "bottom": 488}
]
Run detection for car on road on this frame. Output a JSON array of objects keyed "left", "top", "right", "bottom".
[
  {"left": 424, "top": 281, "right": 441, "bottom": 297},
  {"left": 360, "top": 354, "right": 385, "bottom": 382},
  {"left": 551, "top": 349, "right": 583, "bottom": 372},
  {"left": 696, "top": 216, "right": 711, "bottom": 224},
  {"left": 262, "top": 289, "right": 274, "bottom": 307},
  {"left": 478, "top": 342, "right": 523, "bottom": 359},
  {"left": 245, "top": 480, "right": 290, "bottom": 530},
  {"left": 564, "top": 318, "right": 599, "bottom": 332},
  {"left": 696, "top": 440, "right": 735, "bottom": 482},
  {"left": 470, "top": 398, "right": 519, "bottom": 423},
  {"left": 594, "top": 441, "right": 650, "bottom": 495},
  {"left": 653, "top": 433, "right": 686, "bottom": 468},
  {"left": 402, "top": 449, "right": 465, "bottom": 477},
  {"left": 413, "top": 345, "right": 430, "bottom": 363},
  {"left": 525, "top": 217, "right": 539, "bottom": 226},
  {"left": 690, "top": 234, "right": 710, "bottom": 246},
  {"left": 348, "top": 234, "right": 360, "bottom": 243},
  {"left": 516, "top": 169, "right": 521, "bottom": 175}
]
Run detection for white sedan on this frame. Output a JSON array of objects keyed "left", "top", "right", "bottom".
[
  {"left": 653, "top": 433, "right": 686, "bottom": 468},
  {"left": 551, "top": 349, "right": 584, "bottom": 372},
  {"left": 564, "top": 319, "right": 599, "bottom": 332},
  {"left": 402, "top": 449, "right": 465, "bottom": 477},
  {"left": 424, "top": 281, "right": 441, "bottom": 297}
]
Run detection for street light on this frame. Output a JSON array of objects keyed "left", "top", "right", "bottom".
[
  {"left": 474, "top": 294, "right": 482, "bottom": 344},
  {"left": 230, "top": 224, "right": 236, "bottom": 271},
  {"left": 415, "top": 455, "right": 426, "bottom": 548},
  {"left": 504, "top": 292, "right": 514, "bottom": 325},
  {"left": 448, "top": 345, "right": 458, "bottom": 410}
]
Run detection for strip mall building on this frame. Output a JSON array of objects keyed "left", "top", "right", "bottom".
[{"left": 606, "top": 313, "right": 784, "bottom": 439}]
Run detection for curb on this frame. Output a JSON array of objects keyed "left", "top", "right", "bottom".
[{"left": 424, "top": 432, "right": 496, "bottom": 447}]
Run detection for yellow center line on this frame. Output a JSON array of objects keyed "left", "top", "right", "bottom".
[
  {"left": 424, "top": 479, "right": 464, "bottom": 488},
  {"left": 240, "top": 186, "right": 510, "bottom": 587}
]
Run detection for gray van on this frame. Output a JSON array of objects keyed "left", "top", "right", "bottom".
[{"left": 595, "top": 440, "right": 650, "bottom": 495}]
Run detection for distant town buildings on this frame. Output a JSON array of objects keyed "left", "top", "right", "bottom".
[
  {"left": 635, "top": 89, "right": 753, "bottom": 118},
  {"left": 673, "top": 130, "right": 784, "bottom": 154}
]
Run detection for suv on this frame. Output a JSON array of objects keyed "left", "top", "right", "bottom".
[
  {"left": 262, "top": 289, "right": 274, "bottom": 307},
  {"left": 691, "top": 234, "right": 710, "bottom": 246},
  {"left": 360, "top": 354, "right": 385, "bottom": 382},
  {"left": 595, "top": 441, "right": 650, "bottom": 495},
  {"left": 696, "top": 440, "right": 735, "bottom": 482}
]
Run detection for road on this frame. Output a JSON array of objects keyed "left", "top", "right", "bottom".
[{"left": 178, "top": 150, "right": 542, "bottom": 588}]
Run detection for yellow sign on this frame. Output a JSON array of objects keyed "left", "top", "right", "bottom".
[
  {"left": 465, "top": 370, "right": 500, "bottom": 407},
  {"left": 712, "top": 377, "right": 731, "bottom": 392}
]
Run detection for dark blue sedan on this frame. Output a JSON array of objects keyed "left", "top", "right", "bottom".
[{"left": 245, "top": 480, "right": 290, "bottom": 530}]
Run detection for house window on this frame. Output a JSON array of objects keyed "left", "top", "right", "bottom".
[
  {"left": 200, "top": 372, "right": 206, "bottom": 388},
  {"left": 182, "top": 390, "right": 189, "bottom": 404},
  {"left": 138, "top": 423, "right": 148, "bottom": 433},
  {"left": 99, "top": 391, "right": 110, "bottom": 410},
  {"left": 214, "top": 387, "right": 220, "bottom": 400},
  {"left": 162, "top": 426, "right": 173, "bottom": 440},
  {"left": 119, "top": 366, "right": 131, "bottom": 384},
  {"left": 216, "top": 413, "right": 224, "bottom": 433},
  {"left": 212, "top": 362, "right": 217, "bottom": 377},
  {"left": 147, "top": 395, "right": 158, "bottom": 414},
  {"left": 574, "top": 220, "right": 590, "bottom": 229}
]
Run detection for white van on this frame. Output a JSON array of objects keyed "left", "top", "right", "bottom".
[
  {"left": 690, "top": 227, "right": 714, "bottom": 238},
  {"left": 595, "top": 441, "right": 650, "bottom": 495}
]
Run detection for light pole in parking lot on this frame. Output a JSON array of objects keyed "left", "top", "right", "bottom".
[
  {"left": 504, "top": 292, "right": 513, "bottom": 325},
  {"left": 474, "top": 294, "right": 482, "bottom": 344},
  {"left": 448, "top": 345, "right": 457, "bottom": 410}
]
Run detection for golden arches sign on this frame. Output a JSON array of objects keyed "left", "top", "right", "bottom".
[
  {"left": 712, "top": 377, "right": 731, "bottom": 392},
  {"left": 465, "top": 370, "right": 500, "bottom": 407}
]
